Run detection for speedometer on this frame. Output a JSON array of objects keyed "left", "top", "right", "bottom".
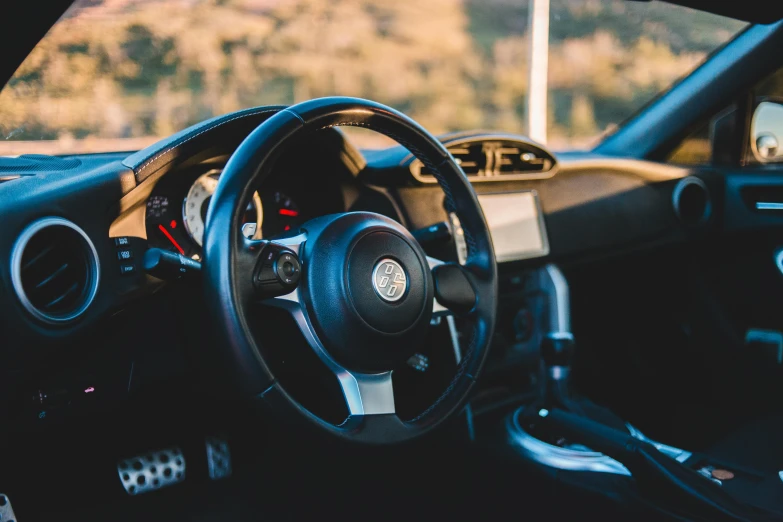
[{"left": 182, "top": 170, "right": 263, "bottom": 246}]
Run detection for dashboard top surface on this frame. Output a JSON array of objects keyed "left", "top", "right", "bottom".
[{"left": 0, "top": 105, "right": 710, "bottom": 350}]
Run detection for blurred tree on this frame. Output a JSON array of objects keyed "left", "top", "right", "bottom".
[{"left": 0, "top": 0, "right": 747, "bottom": 151}]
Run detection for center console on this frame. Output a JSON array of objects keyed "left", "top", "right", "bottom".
[
  {"left": 468, "top": 263, "right": 783, "bottom": 521},
  {"left": 483, "top": 264, "right": 570, "bottom": 374}
]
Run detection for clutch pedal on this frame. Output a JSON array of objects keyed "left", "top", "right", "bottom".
[
  {"left": 0, "top": 493, "right": 18, "bottom": 522},
  {"left": 117, "top": 447, "right": 186, "bottom": 495}
]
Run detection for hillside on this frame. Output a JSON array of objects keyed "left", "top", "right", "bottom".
[{"left": 0, "top": 0, "right": 747, "bottom": 152}]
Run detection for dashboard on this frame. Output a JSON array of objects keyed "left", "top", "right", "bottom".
[{"left": 0, "top": 105, "right": 721, "bottom": 430}]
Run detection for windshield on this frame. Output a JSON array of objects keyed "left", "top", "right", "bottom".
[{"left": 0, "top": 0, "right": 746, "bottom": 155}]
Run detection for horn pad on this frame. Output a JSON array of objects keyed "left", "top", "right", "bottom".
[{"left": 300, "top": 212, "right": 433, "bottom": 373}]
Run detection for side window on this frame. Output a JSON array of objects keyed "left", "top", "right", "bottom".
[
  {"left": 749, "top": 67, "right": 783, "bottom": 164},
  {"left": 667, "top": 106, "right": 736, "bottom": 167},
  {"left": 667, "top": 120, "right": 712, "bottom": 165},
  {"left": 668, "top": 65, "right": 783, "bottom": 167},
  {"left": 753, "top": 67, "right": 783, "bottom": 98}
]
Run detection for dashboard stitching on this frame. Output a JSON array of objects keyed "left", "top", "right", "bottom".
[{"left": 135, "top": 108, "right": 283, "bottom": 175}]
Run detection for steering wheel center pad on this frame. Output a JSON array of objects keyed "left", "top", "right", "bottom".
[{"left": 302, "top": 212, "right": 432, "bottom": 373}]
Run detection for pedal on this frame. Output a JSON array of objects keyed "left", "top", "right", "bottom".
[
  {"left": 117, "top": 447, "right": 186, "bottom": 495},
  {"left": 0, "top": 493, "right": 18, "bottom": 522},
  {"left": 205, "top": 437, "right": 232, "bottom": 480}
]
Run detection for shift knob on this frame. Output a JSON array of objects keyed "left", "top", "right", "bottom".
[{"left": 541, "top": 332, "right": 575, "bottom": 368}]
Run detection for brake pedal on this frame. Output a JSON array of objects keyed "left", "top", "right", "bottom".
[
  {"left": 0, "top": 493, "right": 18, "bottom": 522},
  {"left": 117, "top": 447, "right": 186, "bottom": 495},
  {"left": 205, "top": 436, "right": 232, "bottom": 480}
]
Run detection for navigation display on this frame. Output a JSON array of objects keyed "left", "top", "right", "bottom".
[{"left": 476, "top": 191, "right": 549, "bottom": 262}]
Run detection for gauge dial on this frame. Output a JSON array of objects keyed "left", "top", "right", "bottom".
[
  {"left": 261, "top": 191, "right": 302, "bottom": 238},
  {"left": 146, "top": 195, "right": 193, "bottom": 257},
  {"left": 147, "top": 195, "right": 170, "bottom": 219},
  {"left": 182, "top": 171, "right": 263, "bottom": 246}
]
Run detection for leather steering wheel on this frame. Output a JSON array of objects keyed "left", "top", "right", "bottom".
[{"left": 204, "top": 97, "right": 498, "bottom": 444}]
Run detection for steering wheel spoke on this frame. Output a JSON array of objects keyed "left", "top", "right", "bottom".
[
  {"left": 264, "top": 290, "right": 396, "bottom": 415},
  {"left": 338, "top": 371, "right": 396, "bottom": 416}
]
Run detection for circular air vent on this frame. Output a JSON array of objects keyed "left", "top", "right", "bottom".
[
  {"left": 11, "top": 217, "right": 100, "bottom": 324},
  {"left": 673, "top": 176, "right": 711, "bottom": 226}
]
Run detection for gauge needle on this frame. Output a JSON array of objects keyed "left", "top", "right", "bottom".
[
  {"left": 279, "top": 209, "right": 299, "bottom": 217},
  {"left": 158, "top": 224, "right": 185, "bottom": 255}
]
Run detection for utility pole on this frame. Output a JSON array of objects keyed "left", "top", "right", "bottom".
[{"left": 526, "top": 0, "right": 550, "bottom": 144}]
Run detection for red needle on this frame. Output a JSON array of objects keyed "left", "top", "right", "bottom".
[
  {"left": 278, "top": 208, "right": 299, "bottom": 217},
  {"left": 158, "top": 224, "right": 185, "bottom": 255}
]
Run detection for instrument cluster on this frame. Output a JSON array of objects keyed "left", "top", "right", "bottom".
[{"left": 145, "top": 167, "right": 307, "bottom": 260}]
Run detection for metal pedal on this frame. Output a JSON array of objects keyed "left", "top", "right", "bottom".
[
  {"left": 117, "top": 447, "right": 186, "bottom": 495},
  {"left": 0, "top": 493, "right": 18, "bottom": 522},
  {"left": 205, "top": 437, "right": 232, "bottom": 480}
]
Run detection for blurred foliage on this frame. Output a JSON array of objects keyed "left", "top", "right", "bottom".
[{"left": 0, "top": 0, "right": 746, "bottom": 150}]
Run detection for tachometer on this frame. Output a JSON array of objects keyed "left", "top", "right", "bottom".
[
  {"left": 182, "top": 170, "right": 263, "bottom": 247},
  {"left": 261, "top": 190, "right": 302, "bottom": 237},
  {"left": 146, "top": 195, "right": 192, "bottom": 257}
]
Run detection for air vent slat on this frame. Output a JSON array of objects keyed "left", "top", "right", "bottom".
[
  {"left": 44, "top": 282, "right": 80, "bottom": 309},
  {"left": 11, "top": 218, "right": 100, "bottom": 324},
  {"left": 22, "top": 240, "right": 63, "bottom": 271},
  {"left": 34, "top": 263, "right": 70, "bottom": 289}
]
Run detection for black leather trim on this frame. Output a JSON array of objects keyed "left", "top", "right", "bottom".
[
  {"left": 204, "top": 97, "right": 498, "bottom": 444},
  {"left": 123, "top": 106, "right": 286, "bottom": 183}
]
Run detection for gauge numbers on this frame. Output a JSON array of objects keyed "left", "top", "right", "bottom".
[{"left": 182, "top": 170, "right": 263, "bottom": 247}]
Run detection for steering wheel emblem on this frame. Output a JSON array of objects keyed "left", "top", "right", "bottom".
[{"left": 372, "top": 258, "right": 407, "bottom": 302}]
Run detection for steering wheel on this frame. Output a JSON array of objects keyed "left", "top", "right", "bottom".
[{"left": 203, "top": 97, "right": 498, "bottom": 444}]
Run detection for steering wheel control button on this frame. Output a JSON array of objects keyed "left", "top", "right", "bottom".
[
  {"left": 275, "top": 252, "right": 301, "bottom": 286},
  {"left": 255, "top": 262, "right": 278, "bottom": 285},
  {"left": 372, "top": 258, "right": 407, "bottom": 302},
  {"left": 253, "top": 243, "right": 301, "bottom": 298}
]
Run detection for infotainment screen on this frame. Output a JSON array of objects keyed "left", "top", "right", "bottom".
[{"left": 476, "top": 191, "right": 549, "bottom": 262}]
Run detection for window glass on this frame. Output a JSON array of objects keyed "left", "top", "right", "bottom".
[{"left": 0, "top": 0, "right": 747, "bottom": 155}]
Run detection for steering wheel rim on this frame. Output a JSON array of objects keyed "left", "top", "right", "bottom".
[{"left": 204, "top": 97, "right": 498, "bottom": 444}]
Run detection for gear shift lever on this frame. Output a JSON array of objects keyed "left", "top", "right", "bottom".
[
  {"left": 540, "top": 332, "right": 577, "bottom": 411},
  {"left": 524, "top": 265, "right": 619, "bottom": 424}
]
